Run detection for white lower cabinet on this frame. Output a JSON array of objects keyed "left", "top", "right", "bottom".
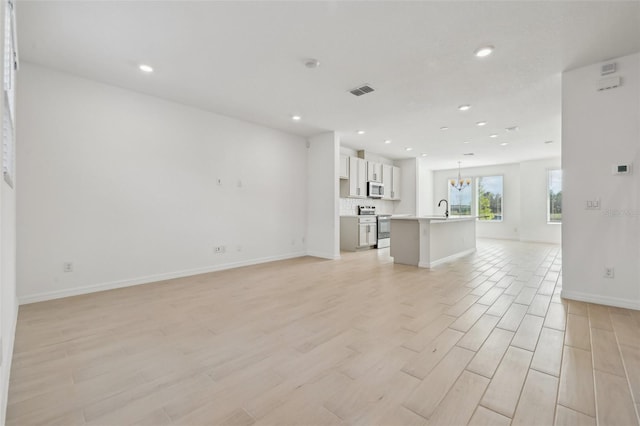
[{"left": 340, "top": 216, "right": 377, "bottom": 251}]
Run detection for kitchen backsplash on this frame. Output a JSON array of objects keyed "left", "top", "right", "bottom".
[{"left": 340, "top": 198, "right": 395, "bottom": 215}]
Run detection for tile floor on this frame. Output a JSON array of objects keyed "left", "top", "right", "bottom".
[{"left": 7, "top": 239, "right": 640, "bottom": 425}]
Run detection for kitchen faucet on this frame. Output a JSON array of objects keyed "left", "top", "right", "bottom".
[{"left": 438, "top": 199, "right": 449, "bottom": 218}]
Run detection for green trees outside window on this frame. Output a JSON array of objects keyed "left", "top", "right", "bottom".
[
  {"left": 477, "top": 176, "right": 503, "bottom": 221},
  {"left": 548, "top": 170, "right": 563, "bottom": 223}
]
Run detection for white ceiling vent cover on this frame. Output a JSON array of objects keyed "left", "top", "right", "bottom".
[{"left": 349, "top": 84, "right": 375, "bottom": 96}]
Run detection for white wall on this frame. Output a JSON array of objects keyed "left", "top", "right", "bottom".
[
  {"left": 307, "top": 132, "right": 340, "bottom": 259},
  {"left": 432, "top": 160, "right": 561, "bottom": 243},
  {"left": 0, "top": 0, "right": 18, "bottom": 422},
  {"left": 562, "top": 52, "right": 639, "bottom": 310},
  {"left": 395, "top": 158, "right": 418, "bottom": 215},
  {"left": 16, "top": 63, "right": 309, "bottom": 303},
  {"left": 520, "top": 157, "right": 562, "bottom": 243}
]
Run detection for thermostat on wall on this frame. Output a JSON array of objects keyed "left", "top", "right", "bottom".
[{"left": 612, "top": 163, "right": 632, "bottom": 175}]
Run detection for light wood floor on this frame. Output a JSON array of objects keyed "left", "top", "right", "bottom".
[{"left": 7, "top": 240, "right": 640, "bottom": 426}]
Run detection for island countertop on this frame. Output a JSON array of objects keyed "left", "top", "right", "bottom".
[{"left": 390, "top": 216, "right": 477, "bottom": 222}]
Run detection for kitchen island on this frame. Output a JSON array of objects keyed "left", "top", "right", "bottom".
[{"left": 390, "top": 216, "right": 476, "bottom": 268}]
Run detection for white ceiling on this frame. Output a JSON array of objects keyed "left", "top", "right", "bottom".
[{"left": 16, "top": 1, "right": 640, "bottom": 170}]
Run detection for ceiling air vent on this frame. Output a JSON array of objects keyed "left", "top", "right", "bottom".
[{"left": 349, "top": 84, "right": 375, "bottom": 96}]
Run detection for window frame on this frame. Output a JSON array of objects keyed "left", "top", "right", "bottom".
[
  {"left": 476, "top": 175, "right": 504, "bottom": 222},
  {"left": 547, "top": 169, "right": 563, "bottom": 224},
  {"left": 2, "top": 0, "right": 17, "bottom": 188}
]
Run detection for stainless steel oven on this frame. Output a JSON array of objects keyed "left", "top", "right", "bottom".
[{"left": 376, "top": 215, "right": 391, "bottom": 248}]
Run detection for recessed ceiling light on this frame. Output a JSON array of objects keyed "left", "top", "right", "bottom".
[
  {"left": 139, "top": 64, "right": 154, "bottom": 73},
  {"left": 463, "top": 141, "right": 471, "bottom": 144},
  {"left": 384, "top": 139, "right": 392, "bottom": 144},
  {"left": 474, "top": 45, "right": 494, "bottom": 58},
  {"left": 476, "top": 121, "right": 487, "bottom": 127},
  {"left": 291, "top": 115, "right": 302, "bottom": 121},
  {"left": 357, "top": 130, "right": 365, "bottom": 135},
  {"left": 489, "top": 134, "right": 498, "bottom": 138},
  {"left": 458, "top": 104, "right": 471, "bottom": 111},
  {"left": 505, "top": 126, "right": 519, "bottom": 132},
  {"left": 421, "top": 153, "right": 428, "bottom": 157},
  {"left": 440, "top": 126, "right": 449, "bottom": 131},
  {"left": 544, "top": 140, "right": 554, "bottom": 144},
  {"left": 405, "top": 147, "right": 413, "bottom": 151},
  {"left": 500, "top": 142, "right": 509, "bottom": 146}
]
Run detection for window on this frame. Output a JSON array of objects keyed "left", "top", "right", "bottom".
[
  {"left": 2, "top": 0, "right": 17, "bottom": 188},
  {"left": 448, "top": 181, "right": 472, "bottom": 216},
  {"left": 477, "top": 175, "right": 503, "bottom": 221},
  {"left": 548, "top": 169, "right": 562, "bottom": 223}
]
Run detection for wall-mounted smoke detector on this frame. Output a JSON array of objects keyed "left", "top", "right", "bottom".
[
  {"left": 349, "top": 84, "right": 375, "bottom": 96},
  {"left": 305, "top": 59, "right": 320, "bottom": 69}
]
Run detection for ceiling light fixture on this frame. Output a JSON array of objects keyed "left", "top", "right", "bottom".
[
  {"left": 458, "top": 104, "right": 471, "bottom": 111},
  {"left": 500, "top": 142, "right": 509, "bottom": 146},
  {"left": 291, "top": 115, "right": 301, "bottom": 121},
  {"left": 450, "top": 161, "right": 471, "bottom": 191},
  {"left": 505, "top": 126, "right": 519, "bottom": 132},
  {"left": 421, "top": 153, "right": 428, "bottom": 157},
  {"left": 139, "top": 64, "right": 154, "bottom": 73},
  {"left": 357, "top": 130, "right": 365, "bottom": 135},
  {"left": 463, "top": 141, "right": 471, "bottom": 144},
  {"left": 474, "top": 45, "right": 494, "bottom": 58},
  {"left": 489, "top": 134, "right": 498, "bottom": 138},
  {"left": 440, "top": 126, "right": 449, "bottom": 131},
  {"left": 405, "top": 147, "right": 413, "bottom": 151},
  {"left": 476, "top": 121, "right": 487, "bottom": 127},
  {"left": 384, "top": 139, "right": 392, "bottom": 144}
]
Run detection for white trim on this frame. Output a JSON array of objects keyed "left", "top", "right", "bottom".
[
  {"left": 18, "top": 252, "right": 307, "bottom": 305},
  {"left": 306, "top": 251, "right": 341, "bottom": 260},
  {"left": 1, "top": 297, "right": 18, "bottom": 426},
  {"left": 418, "top": 248, "right": 476, "bottom": 268},
  {"left": 561, "top": 290, "right": 640, "bottom": 311}
]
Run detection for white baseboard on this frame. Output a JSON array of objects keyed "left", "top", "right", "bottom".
[
  {"left": 419, "top": 248, "right": 477, "bottom": 268},
  {"left": 1, "top": 297, "right": 18, "bottom": 426},
  {"left": 18, "top": 251, "right": 307, "bottom": 305},
  {"left": 561, "top": 290, "right": 640, "bottom": 311},
  {"left": 306, "top": 251, "right": 341, "bottom": 260}
]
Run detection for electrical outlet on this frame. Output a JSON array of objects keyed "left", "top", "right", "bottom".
[
  {"left": 585, "top": 199, "right": 601, "bottom": 210},
  {"left": 604, "top": 267, "right": 615, "bottom": 278},
  {"left": 63, "top": 262, "right": 74, "bottom": 272},
  {"left": 214, "top": 246, "right": 226, "bottom": 254}
]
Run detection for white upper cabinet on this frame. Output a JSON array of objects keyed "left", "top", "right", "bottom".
[
  {"left": 382, "top": 164, "right": 401, "bottom": 200},
  {"left": 367, "top": 161, "right": 382, "bottom": 183},
  {"left": 341, "top": 156, "right": 366, "bottom": 198},
  {"left": 339, "top": 155, "right": 349, "bottom": 179}
]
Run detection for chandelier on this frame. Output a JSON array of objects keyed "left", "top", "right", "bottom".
[{"left": 450, "top": 161, "right": 471, "bottom": 191}]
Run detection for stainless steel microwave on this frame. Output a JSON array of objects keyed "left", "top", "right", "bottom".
[{"left": 368, "top": 181, "right": 384, "bottom": 198}]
